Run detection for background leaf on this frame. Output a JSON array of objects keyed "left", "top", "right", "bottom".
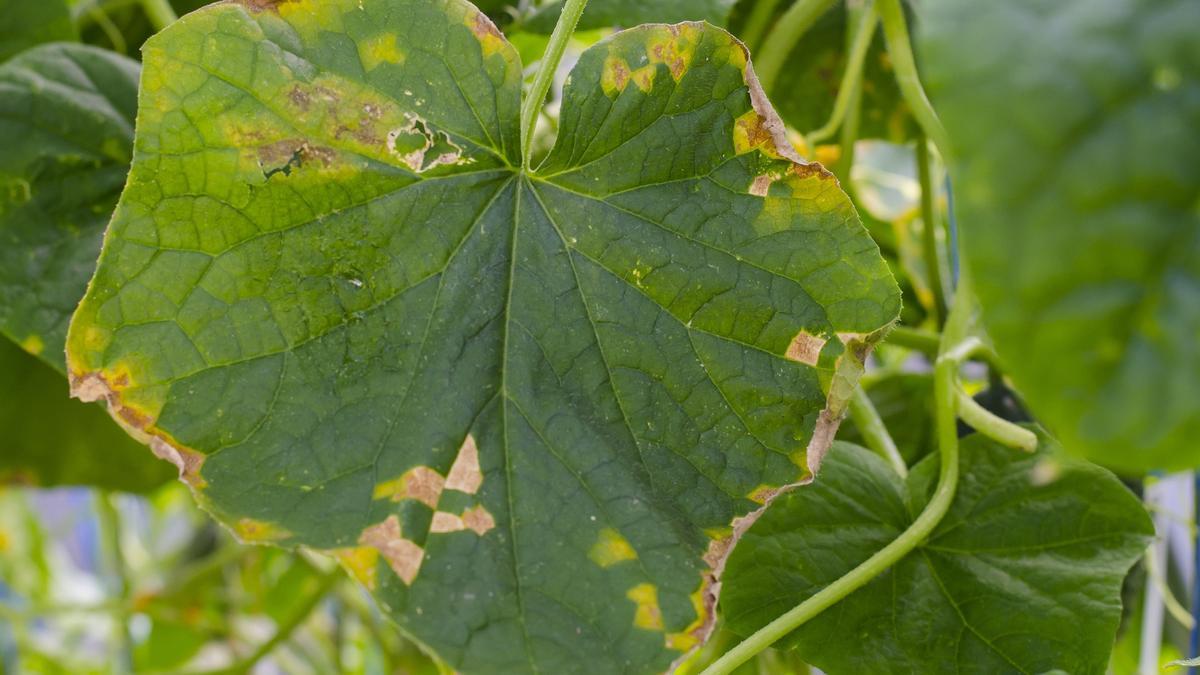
[
  {"left": 0, "top": 43, "right": 172, "bottom": 492},
  {"left": 65, "top": 0, "right": 898, "bottom": 672},
  {"left": 0, "top": 0, "right": 77, "bottom": 63},
  {"left": 919, "top": 0, "right": 1200, "bottom": 472},
  {"left": 721, "top": 434, "right": 1153, "bottom": 674}
]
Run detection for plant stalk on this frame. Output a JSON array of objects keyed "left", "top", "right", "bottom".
[
  {"left": 520, "top": 0, "right": 589, "bottom": 168},
  {"left": 876, "top": 0, "right": 951, "bottom": 157},
  {"left": 848, "top": 385, "right": 908, "bottom": 477},
  {"left": 739, "top": 0, "right": 784, "bottom": 51},
  {"left": 955, "top": 389, "right": 1038, "bottom": 452},
  {"left": 753, "top": 0, "right": 838, "bottom": 93},
  {"left": 94, "top": 492, "right": 133, "bottom": 675},
  {"left": 806, "top": 4, "right": 878, "bottom": 145},
  {"left": 916, "top": 134, "right": 948, "bottom": 325},
  {"left": 140, "top": 0, "right": 177, "bottom": 31}
]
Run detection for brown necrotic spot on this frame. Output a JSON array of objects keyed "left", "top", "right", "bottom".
[
  {"left": 228, "top": 0, "right": 299, "bottom": 13},
  {"left": 359, "top": 515, "right": 423, "bottom": 586},
  {"left": 601, "top": 55, "right": 631, "bottom": 97},
  {"left": 70, "top": 371, "right": 207, "bottom": 489},
  {"left": 445, "top": 433, "right": 483, "bottom": 494},
  {"left": 785, "top": 331, "right": 827, "bottom": 366},
  {"left": 373, "top": 466, "right": 445, "bottom": 509}
]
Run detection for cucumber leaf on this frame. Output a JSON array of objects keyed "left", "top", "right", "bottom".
[
  {"left": 920, "top": 0, "right": 1200, "bottom": 472},
  {"left": 0, "top": 43, "right": 173, "bottom": 492},
  {"left": 65, "top": 1, "right": 898, "bottom": 671},
  {"left": 721, "top": 434, "right": 1153, "bottom": 674},
  {"left": 0, "top": 0, "right": 77, "bottom": 63}
]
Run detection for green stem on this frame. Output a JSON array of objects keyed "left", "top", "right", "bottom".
[
  {"left": 700, "top": 354, "right": 963, "bottom": 675},
  {"left": 739, "top": 0, "right": 784, "bottom": 51},
  {"left": 753, "top": 0, "right": 838, "bottom": 93},
  {"left": 916, "top": 134, "right": 947, "bottom": 325},
  {"left": 876, "top": 0, "right": 951, "bottom": 156},
  {"left": 521, "top": 0, "right": 589, "bottom": 168},
  {"left": 848, "top": 385, "right": 907, "bottom": 477},
  {"left": 139, "top": 0, "right": 177, "bottom": 31},
  {"left": 955, "top": 389, "right": 1037, "bottom": 452},
  {"left": 884, "top": 325, "right": 940, "bottom": 355},
  {"left": 94, "top": 492, "right": 133, "bottom": 675},
  {"left": 806, "top": 4, "right": 878, "bottom": 145},
  {"left": 184, "top": 570, "right": 339, "bottom": 675}
]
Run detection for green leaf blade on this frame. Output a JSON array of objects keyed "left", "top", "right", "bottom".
[
  {"left": 920, "top": 0, "right": 1200, "bottom": 472},
  {"left": 66, "top": 1, "right": 898, "bottom": 671},
  {"left": 722, "top": 434, "right": 1154, "bottom": 675},
  {"left": 0, "top": 0, "right": 77, "bottom": 63}
]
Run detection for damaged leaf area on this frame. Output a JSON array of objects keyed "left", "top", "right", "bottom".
[{"left": 65, "top": 1, "right": 898, "bottom": 672}]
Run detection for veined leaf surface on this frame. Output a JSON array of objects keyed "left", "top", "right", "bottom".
[
  {"left": 920, "top": 0, "right": 1200, "bottom": 472},
  {"left": 722, "top": 435, "right": 1153, "bottom": 674},
  {"left": 66, "top": 1, "right": 898, "bottom": 671}
]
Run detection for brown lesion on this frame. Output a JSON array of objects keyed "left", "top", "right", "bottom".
[
  {"left": 70, "top": 371, "right": 208, "bottom": 489},
  {"left": 785, "top": 330, "right": 827, "bottom": 367},
  {"left": 444, "top": 433, "right": 483, "bottom": 494},
  {"left": 359, "top": 515, "right": 424, "bottom": 586}
]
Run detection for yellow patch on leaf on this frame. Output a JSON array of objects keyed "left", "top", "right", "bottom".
[
  {"left": 232, "top": 518, "right": 291, "bottom": 543},
  {"left": 333, "top": 546, "right": 380, "bottom": 590},
  {"left": 357, "top": 33, "right": 404, "bottom": 72},
  {"left": 665, "top": 587, "right": 709, "bottom": 651},
  {"left": 627, "top": 583, "right": 664, "bottom": 631},
  {"left": 468, "top": 11, "right": 507, "bottom": 58},
  {"left": 646, "top": 23, "right": 700, "bottom": 81},
  {"left": 19, "top": 334, "right": 43, "bottom": 356},
  {"left": 588, "top": 527, "right": 637, "bottom": 567},
  {"left": 601, "top": 55, "right": 631, "bottom": 97},
  {"left": 631, "top": 64, "right": 656, "bottom": 93}
]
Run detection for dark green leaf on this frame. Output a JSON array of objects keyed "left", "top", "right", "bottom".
[
  {"left": 65, "top": 0, "right": 898, "bottom": 671},
  {"left": 722, "top": 434, "right": 1153, "bottom": 674},
  {"left": 0, "top": 43, "right": 139, "bottom": 373},
  {"left": 0, "top": 0, "right": 77, "bottom": 63},
  {"left": 920, "top": 0, "right": 1200, "bottom": 472},
  {"left": 0, "top": 43, "right": 172, "bottom": 493},
  {"left": 523, "top": 0, "right": 735, "bottom": 33}
]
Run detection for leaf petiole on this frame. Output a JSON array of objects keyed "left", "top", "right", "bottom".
[
  {"left": 848, "top": 385, "right": 908, "bottom": 477},
  {"left": 139, "top": 0, "right": 177, "bottom": 31},
  {"left": 520, "top": 0, "right": 589, "bottom": 168},
  {"left": 955, "top": 388, "right": 1038, "bottom": 452},
  {"left": 877, "top": 0, "right": 951, "bottom": 156},
  {"left": 806, "top": 3, "right": 878, "bottom": 145},
  {"left": 752, "top": 0, "right": 838, "bottom": 93}
]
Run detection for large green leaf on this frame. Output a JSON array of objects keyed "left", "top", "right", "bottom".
[
  {"left": 721, "top": 434, "right": 1153, "bottom": 674},
  {"left": 523, "top": 0, "right": 735, "bottom": 33},
  {"left": 65, "top": 0, "right": 898, "bottom": 671},
  {"left": 0, "top": 43, "right": 173, "bottom": 492},
  {"left": 920, "top": 0, "right": 1200, "bottom": 472},
  {"left": 0, "top": 0, "right": 77, "bottom": 63}
]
